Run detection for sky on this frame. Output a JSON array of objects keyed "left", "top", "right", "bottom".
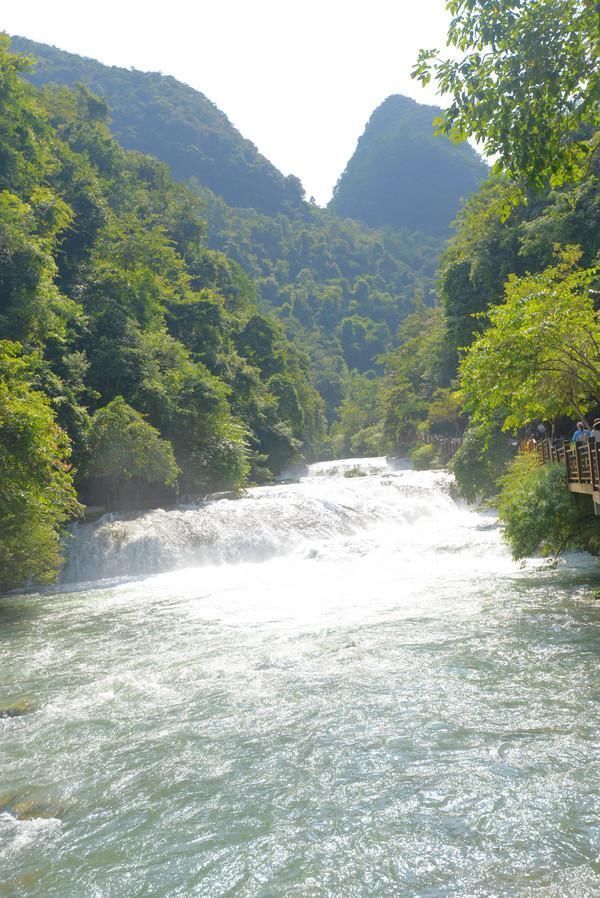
[{"left": 2, "top": 0, "right": 453, "bottom": 205}]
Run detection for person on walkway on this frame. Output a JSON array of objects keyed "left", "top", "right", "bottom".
[
  {"left": 572, "top": 421, "right": 590, "bottom": 442},
  {"left": 589, "top": 419, "right": 600, "bottom": 442}
]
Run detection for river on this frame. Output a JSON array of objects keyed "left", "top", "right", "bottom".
[{"left": 1, "top": 458, "right": 599, "bottom": 897}]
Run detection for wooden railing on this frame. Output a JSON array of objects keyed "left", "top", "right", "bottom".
[
  {"left": 416, "top": 433, "right": 463, "bottom": 462},
  {"left": 535, "top": 437, "right": 600, "bottom": 511}
]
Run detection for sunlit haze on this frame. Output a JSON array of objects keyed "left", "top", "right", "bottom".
[{"left": 2, "top": 0, "right": 452, "bottom": 205}]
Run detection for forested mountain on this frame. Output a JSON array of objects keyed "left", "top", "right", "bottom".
[
  {"left": 8, "top": 34, "right": 450, "bottom": 419},
  {"left": 193, "top": 183, "right": 443, "bottom": 419},
  {"left": 329, "top": 95, "right": 488, "bottom": 234},
  {"left": 10, "top": 35, "right": 305, "bottom": 215},
  {"left": 0, "top": 34, "right": 491, "bottom": 590}
]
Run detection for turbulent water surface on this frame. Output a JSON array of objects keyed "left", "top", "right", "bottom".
[{"left": 1, "top": 458, "right": 600, "bottom": 897}]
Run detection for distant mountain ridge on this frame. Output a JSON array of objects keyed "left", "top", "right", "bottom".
[
  {"left": 10, "top": 35, "right": 305, "bottom": 215},
  {"left": 329, "top": 95, "right": 488, "bottom": 235},
  {"left": 13, "top": 37, "right": 486, "bottom": 236}
]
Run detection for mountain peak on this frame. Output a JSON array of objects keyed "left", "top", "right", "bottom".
[
  {"left": 9, "top": 34, "right": 306, "bottom": 216},
  {"left": 329, "top": 94, "right": 488, "bottom": 235}
]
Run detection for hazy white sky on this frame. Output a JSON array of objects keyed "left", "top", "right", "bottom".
[{"left": 3, "top": 0, "right": 452, "bottom": 204}]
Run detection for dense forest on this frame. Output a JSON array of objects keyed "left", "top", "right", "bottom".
[
  {"left": 9, "top": 36, "right": 486, "bottom": 426},
  {"left": 10, "top": 35, "right": 306, "bottom": 216},
  {"left": 4, "top": 0, "right": 597, "bottom": 591},
  {"left": 2, "top": 34, "right": 487, "bottom": 591},
  {"left": 389, "top": 0, "right": 600, "bottom": 559},
  {"left": 0, "top": 37, "right": 326, "bottom": 590}
]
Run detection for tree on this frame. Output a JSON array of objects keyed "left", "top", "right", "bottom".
[
  {"left": 331, "top": 371, "right": 384, "bottom": 457},
  {"left": 84, "top": 397, "right": 179, "bottom": 509},
  {"left": 0, "top": 341, "right": 81, "bottom": 590},
  {"left": 497, "top": 453, "right": 589, "bottom": 558},
  {"left": 413, "top": 0, "right": 600, "bottom": 190},
  {"left": 0, "top": 189, "right": 76, "bottom": 344},
  {"left": 459, "top": 247, "right": 600, "bottom": 431},
  {"left": 450, "top": 423, "right": 515, "bottom": 502},
  {"left": 380, "top": 300, "right": 445, "bottom": 446}
]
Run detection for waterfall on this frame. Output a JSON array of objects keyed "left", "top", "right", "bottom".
[{"left": 62, "top": 458, "right": 474, "bottom": 583}]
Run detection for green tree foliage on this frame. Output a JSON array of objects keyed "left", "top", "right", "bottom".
[
  {"left": 437, "top": 156, "right": 600, "bottom": 381},
  {"left": 338, "top": 315, "right": 390, "bottom": 372},
  {"left": 413, "top": 0, "right": 600, "bottom": 190},
  {"left": 407, "top": 0, "right": 600, "bottom": 558},
  {"left": 425, "top": 387, "right": 465, "bottom": 436},
  {"left": 434, "top": 133, "right": 600, "bottom": 531},
  {"left": 410, "top": 443, "right": 446, "bottom": 470},
  {"left": 436, "top": 178, "right": 535, "bottom": 377},
  {"left": 0, "top": 342, "right": 81, "bottom": 591},
  {"left": 460, "top": 248, "right": 600, "bottom": 431},
  {"left": 380, "top": 300, "right": 446, "bottom": 448},
  {"left": 9, "top": 34, "right": 473, "bottom": 420},
  {"left": 193, "top": 182, "right": 444, "bottom": 395},
  {"left": 330, "top": 372, "right": 385, "bottom": 458},
  {"left": 329, "top": 95, "right": 488, "bottom": 234},
  {"left": 450, "top": 424, "right": 515, "bottom": 502},
  {"left": 0, "top": 38, "right": 331, "bottom": 588},
  {"left": 497, "top": 453, "right": 592, "bottom": 559},
  {"left": 0, "top": 188, "right": 77, "bottom": 344},
  {"left": 84, "top": 397, "right": 179, "bottom": 509}
]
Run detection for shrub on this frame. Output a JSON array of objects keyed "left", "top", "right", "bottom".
[
  {"left": 497, "top": 453, "right": 582, "bottom": 559},
  {"left": 450, "top": 424, "right": 515, "bottom": 503},
  {"left": 410, "top": 443, "right": 439, "bottom": 470}
]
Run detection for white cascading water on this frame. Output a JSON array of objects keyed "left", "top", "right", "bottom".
[
  {"left": 62, "top": 458, "right": 494, "bottom": 583},
  {"left": 2, "top": 458, "right": 599, "bottom": 898}
]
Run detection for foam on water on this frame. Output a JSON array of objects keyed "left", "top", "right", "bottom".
[
  {"left": 63, "top": 459, "right": 479, "bottom": 583},
  {"left": 2, "top": 458, "right": 599, "bottom": 897}
]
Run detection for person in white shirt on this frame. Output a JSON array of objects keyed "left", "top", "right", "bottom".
[{"left": 589, "top": 419, "right": 600, "bottom": 442}]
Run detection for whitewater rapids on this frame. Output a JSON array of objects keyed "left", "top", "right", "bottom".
[{"left": 1, "top": 458, "right": 599, "bottom": 897}]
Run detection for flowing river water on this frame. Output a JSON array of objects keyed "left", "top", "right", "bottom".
[{"left": 1, "top": 458, "right": 599, "bottom": 897}]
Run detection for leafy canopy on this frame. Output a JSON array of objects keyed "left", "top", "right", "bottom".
[
  {"left": 459, "top": 247, "right": 600, "bottom": 430},
  {"left": 497, "top": 453, "right": 583, "bottom": 559},
  {"left": 85, "top": 397, "right": 179, "bottom": 487},
  {"left": 413, "top": 0, "right": 600, "bottom": 189},
  {"left": 0, "top": 341, "right": 81, "bottom": 591}
]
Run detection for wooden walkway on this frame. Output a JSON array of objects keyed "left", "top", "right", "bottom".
[{"left": 536, "top": 438, "right": 600, "bottom": 512}]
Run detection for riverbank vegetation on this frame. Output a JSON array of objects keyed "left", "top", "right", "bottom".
[
  {"left": 12, "top": 34, "right": 487, "bottom": 426},
  {"left": 407, "top": 0, "right": 600, "bottom": 558},
  {"left": 0, "top": 37, "right": 325, "bottom": 588},
  {"left": 1, "top": 30, "right": 490, "bottom": 590},
  {"left": 2, "top": 0, "right": 599, "bottom": 589}
]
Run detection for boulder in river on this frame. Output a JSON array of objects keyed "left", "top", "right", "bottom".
[{"left": 0, "top": 698, "right": 33, "bottom": 718}]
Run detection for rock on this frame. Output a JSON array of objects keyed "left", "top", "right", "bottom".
[
  {"left": 12, "top": 799, "right": 60, "bottom": 820},
  {"left": 0, "top": 791, "right": 62, "bottom": 820},
  {"left": 0, "top": 698, "right": 33, "bottom": 718}
]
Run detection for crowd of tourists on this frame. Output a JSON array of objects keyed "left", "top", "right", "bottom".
[{"left": 525, "top": 419, "right": 600, "bottom": 449}]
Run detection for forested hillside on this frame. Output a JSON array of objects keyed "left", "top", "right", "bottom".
[
  {"left": 8, "top": 34, "right": 456, "bottom": 421},
  {"left": 329, "top": 95, "right": 488, "bottom": 234},
  {"left": 0, "top": 33, "right": 492, "bottom": 590},
  {"left": 193, "top": 183, "right": 443, "bottom": 420},
  {"left": 10, "top": 35, "right": 305, "bottom": 215},
  {"left": 385, "top": 0, "right": 600, "bottom": 559},
  {"left": 0, "top": 38, "right": 324, "bottom": 590},
  {"left": 377, "top": 167, "right": 600, "bottom": 455}
]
